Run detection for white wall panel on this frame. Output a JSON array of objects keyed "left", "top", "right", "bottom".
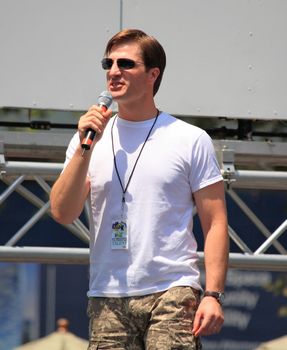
[
  {"left": 0, "top": 0, "right": 286, "bottom": 119},
  {"left": 0, "top": 0, "right": 120, "bottom": 111},
  {"left": 122, "top": 0, "right": 287, "bottom": 119}
]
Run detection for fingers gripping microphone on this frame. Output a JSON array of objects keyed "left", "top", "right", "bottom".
[{"left": 81, "top": 91, "right": 113, "bottom": 154}]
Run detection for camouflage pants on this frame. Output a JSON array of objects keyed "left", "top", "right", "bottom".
[{"left": 87, "top": 286, "right": 202, "bottom": 350}]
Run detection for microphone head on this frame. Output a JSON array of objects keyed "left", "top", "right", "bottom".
[{"left": 98, "top": 90, "right": 113, "bottom": 108}]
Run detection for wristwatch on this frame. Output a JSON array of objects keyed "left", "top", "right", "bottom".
[{"left": 203, "top": 291, "right": 225, "bottom": 305}]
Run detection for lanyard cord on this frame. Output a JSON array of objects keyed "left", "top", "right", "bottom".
[{"left": 111, "top": 110, "right": 159, "bottom": 203}]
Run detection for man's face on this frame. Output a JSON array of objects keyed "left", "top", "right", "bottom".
[{"left": 105, "top": 42, "right": 155, "bottom": 105}]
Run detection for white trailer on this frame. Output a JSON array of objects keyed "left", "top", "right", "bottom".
[{"left": 0, "top": 0, "right": 286, "bottom": 120}]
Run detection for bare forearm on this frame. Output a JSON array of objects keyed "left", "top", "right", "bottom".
[
  {"left": 50, "top": 103, "right": 112, "bottom": 224},
  {"left": 204, "top": 226, "right": 229, "bottom": 291},
  {"left": 194, "top": 181, "right": 229, "bottom": 291},
  {"left": 50, "top": 145, "right": 91, "bottom": 224}
]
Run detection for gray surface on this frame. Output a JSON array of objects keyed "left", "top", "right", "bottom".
[{"left": 0, "top": 0, "right": 286, "bottom": 119}]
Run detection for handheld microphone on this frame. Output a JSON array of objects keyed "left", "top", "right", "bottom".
[{"left": 81, "top": 91, "right": 113, "bottom": 154}]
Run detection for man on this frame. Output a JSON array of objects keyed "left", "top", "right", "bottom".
[{"left": 50, "top": 28, "right": 229, "bottom": 350}]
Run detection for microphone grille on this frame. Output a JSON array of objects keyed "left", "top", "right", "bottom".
[{"left": 98, "top": 91, "right": 113, "bottom": 108}]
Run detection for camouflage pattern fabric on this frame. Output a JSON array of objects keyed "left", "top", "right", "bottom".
[{"left": 87, "top": 286, "right": 202, "bottom": 350}]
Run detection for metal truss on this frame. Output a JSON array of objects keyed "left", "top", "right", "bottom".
[{"left": 0, "top": 132, "right": 287, "bottom": 271}]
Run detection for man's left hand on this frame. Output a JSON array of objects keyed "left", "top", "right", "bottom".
[{"left": 192, "top": 297, "right": 224, "bottom": 336}]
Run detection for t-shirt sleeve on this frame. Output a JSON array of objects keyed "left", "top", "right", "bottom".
[
  {"left": 62, "top": 132, "right": 80, "bottom": 171},
  {"left": 189, "top": 131, "right": 222, "bottom": 193}
]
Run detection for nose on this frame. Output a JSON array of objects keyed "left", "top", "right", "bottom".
[{"left": 109, "top": 60, "right": 121, "bottom": 75}]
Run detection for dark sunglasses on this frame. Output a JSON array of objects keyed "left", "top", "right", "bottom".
[{"left": 101, "top": 57, "right": 144, "bottom": 70}]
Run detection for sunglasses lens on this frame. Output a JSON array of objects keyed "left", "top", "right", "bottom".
[
  {"left": 101, "top": 58, "right": 137, "bottom": 70},
  {"left": 117, "top": 58, "right": 136, "bottom": 69},
  {"left": 101, "top": 58, "right": 113, "bottom": 70}
]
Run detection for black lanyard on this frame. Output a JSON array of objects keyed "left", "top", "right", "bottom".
[{"left": 111, "top": 110, "right": 159, "bottom": 205}]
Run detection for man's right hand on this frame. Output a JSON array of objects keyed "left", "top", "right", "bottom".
[{"left": 78, "top": 105, "right": 113, "bottom": 145}]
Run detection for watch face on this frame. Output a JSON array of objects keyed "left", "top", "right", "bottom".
[{"left": 218, "top": 292, "right": 225, "bottom": 304}]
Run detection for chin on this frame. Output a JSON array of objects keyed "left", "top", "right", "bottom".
[
  {"left": 109, "top": 88, "right": 121, "bottom": 96},
  {"left": 110, "top": 92, "right": 127, "bottom": 103}
]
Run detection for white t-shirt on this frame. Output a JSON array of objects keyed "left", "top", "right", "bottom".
[{"left": 64, "top": 112, "right": 222, "bottom": 297}]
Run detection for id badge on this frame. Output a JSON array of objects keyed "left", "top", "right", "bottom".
[{"left": 111, "top": 220, "right": 128, "bottom": 250}]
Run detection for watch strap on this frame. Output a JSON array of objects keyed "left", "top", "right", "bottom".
[{"left": 203, "top": 291, "right": 225, "bottom": 305}]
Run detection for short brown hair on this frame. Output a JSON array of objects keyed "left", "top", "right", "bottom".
[{"left": 104, "top": 29, "right": 166, "bottom": 96}]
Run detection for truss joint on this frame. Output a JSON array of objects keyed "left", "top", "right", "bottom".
[
  {"left": 220, "top": 145, "right": 236, "bottom": 189},
  {"left": 0, "top": 140, "right": 6, "bottom": 178}
]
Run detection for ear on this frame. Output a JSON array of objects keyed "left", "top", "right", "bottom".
[{"left": 148, "top": 67, "right": 160, "bottom": 85}]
